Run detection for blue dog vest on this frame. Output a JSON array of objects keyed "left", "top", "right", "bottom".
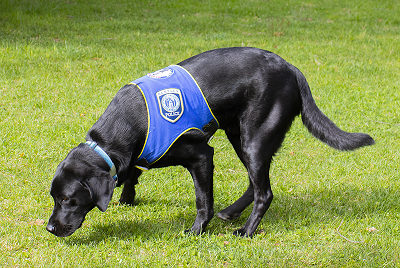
[{"left": 129, "top": 65, "right": 219, "bottom": 170}]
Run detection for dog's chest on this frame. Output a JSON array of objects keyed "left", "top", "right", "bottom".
[{"left": 129, "top": 65, "right": 218, "bottom": 169}]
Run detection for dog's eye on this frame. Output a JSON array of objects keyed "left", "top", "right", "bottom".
[{"left": 60, "top": 196, "right": 69, "bottom": 203}]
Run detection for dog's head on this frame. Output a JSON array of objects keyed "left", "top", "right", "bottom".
[{"left": 46, "top": 144, "right": 116, "bottom": 237}]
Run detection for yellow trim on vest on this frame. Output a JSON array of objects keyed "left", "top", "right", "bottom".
[
  {"left": 151, "top": 127, "right": 203, "bottom": 165},
  {"left": 171, "top": 65, "right": 220, "bottom": 127},
  {"left": 128, "top": 82, "right": 150, "bottom": 161}
]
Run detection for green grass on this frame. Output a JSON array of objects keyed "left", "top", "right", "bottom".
[{"left": 1, "top": 0, "right": 399, "bottom": 266}]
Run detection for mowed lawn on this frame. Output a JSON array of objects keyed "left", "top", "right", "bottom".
[{"left": 1, "top": 0, "right": 399, "bottom": 266}]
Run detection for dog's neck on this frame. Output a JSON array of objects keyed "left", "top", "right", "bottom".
[
  {"left": 85, "top": 85, "right": 148, "bottom": 186},
  {"left": 85, "top": 141, "right": 118, "bottom": 183}
]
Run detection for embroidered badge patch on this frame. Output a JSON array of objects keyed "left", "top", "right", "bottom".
[
  {"left": 156, "top": 88, "right": 184, "bottom": 123},
  {"left": 147, "top": 68, "right": 174, "bottom": 79}
]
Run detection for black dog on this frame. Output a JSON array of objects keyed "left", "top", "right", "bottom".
[{"left": 47, "top": 47, "right": 374, "bottom": 237}]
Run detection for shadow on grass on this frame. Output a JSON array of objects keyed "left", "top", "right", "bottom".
[
  {"left": 63, "top": 196, "right": 196, "bottom": 245},
  {"left": 64, "top": 213, "right": 194, "bottom": 246},
  {"left": 62, "top": 181, "right": 400, "bottom": 246}
]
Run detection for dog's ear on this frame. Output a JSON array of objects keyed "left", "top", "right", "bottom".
[{"left": 85, "top": 176, "right": 115, "bottom": 212}]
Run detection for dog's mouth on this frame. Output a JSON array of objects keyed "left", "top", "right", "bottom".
[{"left": 46, "top": 219, "right": 83, "bottom": 237}]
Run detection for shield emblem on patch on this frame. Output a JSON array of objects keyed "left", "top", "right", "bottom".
[{"left": 156, "top": 88, "right": 184, "bottom": 123}]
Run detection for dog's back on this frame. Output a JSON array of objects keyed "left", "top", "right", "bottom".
[{"left": 180, "top": 47, "right": 374, "bottom": 151}]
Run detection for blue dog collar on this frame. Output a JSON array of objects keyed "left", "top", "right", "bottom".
[{"left": 85, "top": 141, "right": 118, "bottom": 183}]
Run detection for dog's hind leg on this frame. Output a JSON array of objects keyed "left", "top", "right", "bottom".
[
  {"left": 217, "top": 183, "right": 254, "bottom": 221},
  {"left": 232, "top": 133, "right": 279, "bottom": 237},
  {"left": 232, "top": 101, "right": 296, "bottom": 237},
  {"left": 233, "top": 150, "right": 273, "bottom": 237},
  {"left": 217, "top": 131, "right": 254, "bottom": 221}
]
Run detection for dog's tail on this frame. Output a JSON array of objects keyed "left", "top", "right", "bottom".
[{"left": 294, "top": 67, "right": 375, "bottom": 151}]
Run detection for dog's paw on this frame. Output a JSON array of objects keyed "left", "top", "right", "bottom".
[
  {"left": 184, "top": 228, "right": 203, "bottom": 236},
  {"left": 233, "top": 228, "right": 252, "bottom": 238},
  {"left": 216, "top": 211, "right": 242, "bottom": 221},
  {"left": 119, "top": 197, "right": 135, "bottom": 206},
  {"left": 184, "top": 229, "right": 195, "bottom": 235}
]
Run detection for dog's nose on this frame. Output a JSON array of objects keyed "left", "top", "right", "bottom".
[{"left": 46, "top": 223, "right": 56, "bottom": 234}]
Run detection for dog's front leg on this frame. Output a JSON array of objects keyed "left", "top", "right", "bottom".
[
  {"left": 184, "top": 144, "right": 215, "bottom": 235},
  {"left": 119, "top": 168, "right": 142, "bottom": 205}
]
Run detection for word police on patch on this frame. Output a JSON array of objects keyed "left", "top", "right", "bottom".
[{"left": 156, "top": 88, "right": 184, "bottom": 123}]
